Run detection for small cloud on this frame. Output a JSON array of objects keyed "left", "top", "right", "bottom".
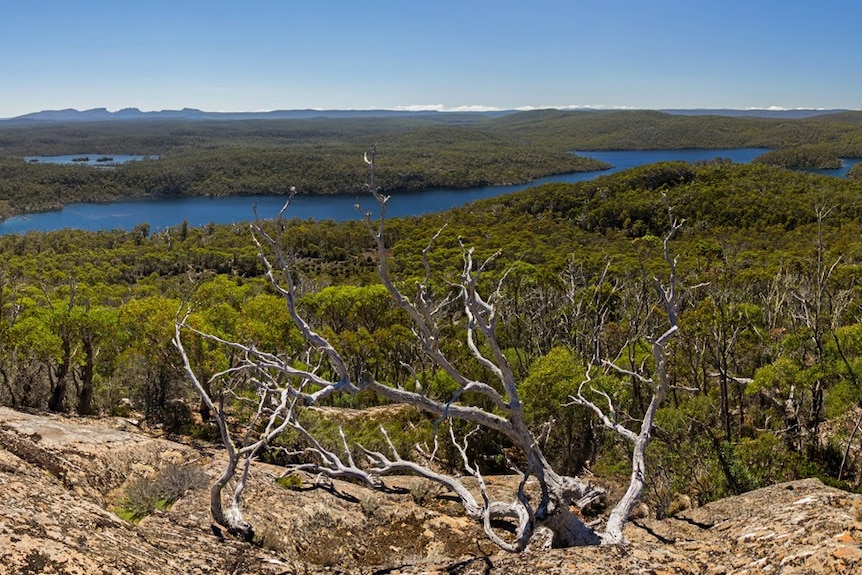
[
  {"left": 746, "top": 105, "right": 830, "bottom": 111},
  {"left": 516, "top": 104, "right": 639, "bottom": 111},
  {"left": 393, "top": 104, "right": 503, "bottom": 112},
  {"left": 449, "top": 105, "right": 504, "bottom": 112},
  {"left": 392, "top": 104, "right": 447, "bottom": 112}
]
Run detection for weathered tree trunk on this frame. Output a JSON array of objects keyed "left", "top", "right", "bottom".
[
  {"left": 0, "top": 367, "right": 19, "bottom": 407},
  {"left": 574, "top": 214, "right": 682, "bottom": 545},
  {"left": 209, "top": 458, "right": 254, "bottom": 541},
  {"left": 76, "top": 337, "right": 95, "bottom": 416},
  {"left": 173, "top": 321, "right": 255, "bottom": 541},
  {"left": 48, "top": 339, "right": 72, "bottom": 412},
  {"left": 602, "top": 424, "right": 649, "bottom": 544}
]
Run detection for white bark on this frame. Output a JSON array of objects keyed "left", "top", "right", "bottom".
[
  {"left": 174, "top": 313, "right": 308, "bottom": 540},
  {"left": 571, "top": 213, "right": 683, "bottom": 545},
  {"left": 174, "top": 150, "right": 606, "bottom": 550},
  {"left": 173, "top": 318, "right": 253, "bottom": 539}
]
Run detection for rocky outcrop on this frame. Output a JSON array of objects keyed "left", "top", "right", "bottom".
[
  {"left": 1, "top": 406, "right": 861, "bottom": 574},
  {"left": 0, "top": 407, "right": 283, "bottom": 574}
]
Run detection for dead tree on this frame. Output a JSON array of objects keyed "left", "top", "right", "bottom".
[
  {"left": 570, "top": 212, "right": 683, "bottom": 545},
  {"left": 174, "top": 151, "right": 610, "bottom": 551}
]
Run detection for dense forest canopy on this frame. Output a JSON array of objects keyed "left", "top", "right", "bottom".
[
  {"left": 3, "top": 159, "right": 862, "bottom": 519},
  {"left": 485, "top": 109, "right": 862, "bottom": 151},
  {"left": 2, "top": 110, "right": 862, "bottom": 220},
  {"left": 0, "top": 121, "right": 607, "bottom": 220},
  {"left": 5, "top": 110, "right": 862, "bottom": 544}
]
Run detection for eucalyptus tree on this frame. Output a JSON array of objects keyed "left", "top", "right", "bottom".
[
  {"left": 73, "top": 304, "right": 120, "bottom": 416},
  {"left": 570, "top": 211, "right": 685, "bottom": 544},
  {"left": 118, "top": 295, "right": 185, "bottom": 423},
  {"left": 0, "top": 275, "right": 38, "bottom": 407},
  {"left": 749, "top": 205, "right": 854, "bottom": 452},
  {"left": 174, "top": 153, "right": 617, "bottom": 551}
]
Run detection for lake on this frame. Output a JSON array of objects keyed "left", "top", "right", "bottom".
[
  {"left": 801, "top": 158, "right": 862, "bottom": 178},
  {"left": 23, "top": 154, "right": 157, "bottom": 166},
  {"left": 1, "top": 148, "right": 841, "bottom": 235}
]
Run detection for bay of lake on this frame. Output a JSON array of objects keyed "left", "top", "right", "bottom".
[
  {"left": 23, "top": 154, "right": 156, "bottom": 166},
  {"left": 5, "top": 148, "right": 851, "bottom": 236}
]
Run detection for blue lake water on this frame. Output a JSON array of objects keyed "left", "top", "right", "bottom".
[
  {"left": 2, "top": 148, "right": 848, "bottom": 235},
  {"left": 800, "top": 158, "right": 862, "bottom": 178},
  {"left": 24, "top": 154, "right": 156, "bottom": 166}
]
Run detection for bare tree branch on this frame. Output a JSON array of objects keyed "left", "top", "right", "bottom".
[
  {"left": 175, "top": 150, "right": 606, "bottom": 551},
  {"left": 569, "top": 203, "right": 683, "bottom": 544}
]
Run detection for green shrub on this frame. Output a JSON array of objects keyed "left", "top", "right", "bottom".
[
  {"left": 116, "top": 463, "right": 208, "bottom": 522},
  {"left": 520, "top": 347, "right": 595, "bottom": 475},
  {"left": 409, "top": 480, "right": 440, "bottom": 506},
  {"left": 727, "top": 434, "right": 820, "bottom": 492},
  {"left": 119, "top": 477, "right": 165, "bottom": 521},
  {"left": 825, "top": 379, "right": 862, "bottom": 420},
  {"left": 187, "top": 421, "right": 221, "bottom": 442},
  {"left": 156, "top": 463, "right": 209, "bottom": 501},
  {"left": 276, "top": 473, "right": 304, "bottom": 490}
]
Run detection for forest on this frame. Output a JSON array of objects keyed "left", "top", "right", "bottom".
[
  {"left": 2, "top": 157, "right": 862, "bottom": 499},
  {"left": 3, "top": 109, "right": 862, "bottom": 220},
  {"left": 4, "top": 111, "right": 862, "bottom": 548}
]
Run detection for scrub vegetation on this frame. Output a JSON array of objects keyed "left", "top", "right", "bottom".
[
  {"left": 3, "top": 111, "right": 862, "bottom": 550},
  {"left": 3, "top": 109, "right": 862, "bottom": 219}
]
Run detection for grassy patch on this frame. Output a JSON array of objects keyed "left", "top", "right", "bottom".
[
  {"left": 276, "top": 473, "right": 304, "bottom": 490},
  {"left": 115, "top": 463, "right": 208, "bottom": 522}
]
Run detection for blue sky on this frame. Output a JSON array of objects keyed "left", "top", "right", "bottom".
[{"left": 1, "top": 0, "right": 860, "bottom": 118}]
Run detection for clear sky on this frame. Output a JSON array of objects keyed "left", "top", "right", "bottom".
[{"left": 1, "top": 0, "right": 860, "bottom": 118}]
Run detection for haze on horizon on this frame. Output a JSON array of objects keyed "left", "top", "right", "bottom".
[{"left": 1, "top": 0, "right": 860, "bottom": 120}]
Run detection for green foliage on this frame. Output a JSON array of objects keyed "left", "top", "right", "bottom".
[
  {"left": 750, "top": 357, "right": 802, "bottom": 398},
  {"left": 520, "top": 347, "right": 594, "bottom": 474},
  {"left": 116, "top": 464, "right": 208, "bottom": 522},
  {"left": 302, "top": 284, "right": 398, "bottom": 333},
  {"left": 754, "top": 145, "right": 843, "bottom": 169},
  {"left": 276, "top": 473, "right": 304, "bottom": 490},
  {"left": 115, "top": 296, "right": 186, "bottom": 423},
  {"left": 646, "top": 395, "right": 723, "bottom": 504},
  {"left": 726, "top": 435, "right": 821, "bottom": 491},
  {"left": 825, "top": 379, "right": 862, "bottom": 420},
  {"left": 3, "top": 153, "right": 862, "bottom": 497}
]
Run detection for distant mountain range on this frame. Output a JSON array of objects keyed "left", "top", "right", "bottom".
[{"left": 1, "top": 106, "right": 852, "bottom": 124}]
